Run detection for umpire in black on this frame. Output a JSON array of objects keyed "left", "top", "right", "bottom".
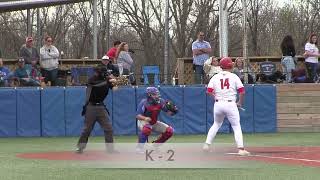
[{"left": 76, "top": 58, "right": 118, "bottom": 154}]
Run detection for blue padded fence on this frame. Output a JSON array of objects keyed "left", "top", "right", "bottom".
[
  {"left": 16, "top": 88, "right": 41, "bottom": 137},
  {"left": 113, "top": 87, "right": 136, "bottom": 135},
  {"left": 0, "top": 85, "right": 277, "bottom": 137},
  {"left": 65, "top": 87, "right": 85, "bottom": 136},
  {"left": 184, "top": 86, "right": 207, "bottom": 134},
  {"left": 0, "top": 88, "right": 16, "bottom": 137},
  {"left": 239, "top": 85, "right": 254, "bottom": 133},
  {"left": 41, "top": 87, "right": 65, "bottom": 136},
  {"left": 159, "top": 86, "right": 184, "bottom": 134},
  {"left": 253, "top": 85, "right": 277, "bottom": 133}
]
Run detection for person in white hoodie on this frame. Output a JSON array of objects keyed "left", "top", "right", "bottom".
[
  {"left": 40, "top": 36, "right": 60, "bottom": 86},
  {"left": 203, "top": 56, "right": 222, "bottom": 81}
]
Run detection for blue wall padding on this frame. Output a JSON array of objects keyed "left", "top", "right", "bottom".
[
  {"left": 159, "top": 86, "right": 184, "bottom": 134},
  {"left": 0, "top": 84, "right": 278, "bottom": 137},
  {"left": 184, "top": 86, "right": 207, "bottom": 134},
  {"left": 206, "top": 94, "right": 230, "bottom": 133},
  {"left": 91, "top": 90, "right": 113, "bottom": 136},
  {"left": 16, "top": 88, "right": 41, "bottom": 136},
  {"left": 239, "top": 85, "right": 254, "bottom": 133},
  {"left": 112, "top": 87, "right": 137, "bottom": 135},
  {"left": 135, "top": 86, "right": 148, "bottom": 103},
  {"left": 65, "top": 87, "right": 85, "bottom": 136},
  {"left": 41, "top": 88, "right": 66, "bottom": 136},
  {"left": 253, "top": 85, "right": 277, "bottom": 132},
  {"left": 0, "top": 89, "right": 17, "bottom": 137}
]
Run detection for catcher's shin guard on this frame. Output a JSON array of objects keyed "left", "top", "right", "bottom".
[
  {"left": 138, "top": 124, "right": 152, "bottom": 143},
  {"left": 153, "top": 126, "right": 174, "bottom": 143}
]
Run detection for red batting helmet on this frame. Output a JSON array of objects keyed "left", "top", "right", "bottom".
[{"left": 219, "top": 57, "right": 233, "bottom": 69}]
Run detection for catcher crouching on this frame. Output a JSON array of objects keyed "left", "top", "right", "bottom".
[{"left": 136, "top": 87, "right": 178, "bottom": 153}]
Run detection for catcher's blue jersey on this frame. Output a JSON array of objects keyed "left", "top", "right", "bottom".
[{"left": 136, "top": 98, "right": 168, "bottom": 125}]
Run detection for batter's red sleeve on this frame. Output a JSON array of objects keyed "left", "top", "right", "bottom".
[
  {"left": 207, "top": 87, "right": 215, "bottom": 93},
  {"left": 237, "top": 87, "right": 245, "bottom": 94}
]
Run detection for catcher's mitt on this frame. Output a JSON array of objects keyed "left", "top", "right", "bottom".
[{"left": 165, "top": 100, "right": 178, "bottom": 115}]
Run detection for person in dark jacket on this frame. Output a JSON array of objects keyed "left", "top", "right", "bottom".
[{"left": 76, "top": 66, "right": 119, "bottom": 154}]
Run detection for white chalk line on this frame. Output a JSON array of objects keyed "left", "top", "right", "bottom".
[{"left": 226, "top": 153, "right": 320, "bottom": 163}]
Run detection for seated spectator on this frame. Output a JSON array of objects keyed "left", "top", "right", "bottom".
[
  {"left": 14, "top": 58, "right": 41, "bottom": 86},
  {"left": 291, "top": 68, "right": 312, "bottom": 83},
  {"left": 0, "top": 58, "right": 12, "bottom": 87},
  {"left": 256, "top": 61, "right": 286, "bottom": 83},
  {"left": 30, "top": 59, "right": 44, "bottom": 82},
  {"left": 233, "top": 57, "right": 256, "bottom": 84},
  {"left": 203, "top": 56, "right": 222, "bottom": 80}
]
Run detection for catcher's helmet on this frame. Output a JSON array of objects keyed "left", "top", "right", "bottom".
[
  {"left": 146, "top": 87, "right": 160, "bottom": 104},
  {"left": 220, "top": 57, "right": 233, "bottom": 69}
]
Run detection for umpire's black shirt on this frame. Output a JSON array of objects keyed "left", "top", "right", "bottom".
[{"left": 88, "top": 75, "right": 113, "bottom": 104}]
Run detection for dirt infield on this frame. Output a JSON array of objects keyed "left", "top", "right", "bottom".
[{"left": 16, "top": 146, "right": 320, "bottom": 168}]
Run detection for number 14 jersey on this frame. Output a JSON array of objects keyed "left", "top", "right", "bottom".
[{"left": 207, "top": 71, "right": 244, "bottom": 102}]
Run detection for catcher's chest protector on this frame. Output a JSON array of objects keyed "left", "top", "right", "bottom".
[{"left": 144, "top": 103, "right": 162, "bottom": 125}]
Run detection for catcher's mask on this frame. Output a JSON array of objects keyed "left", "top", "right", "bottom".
[{"left": 146, "top": 87, "right": 160, "bottom": 104}]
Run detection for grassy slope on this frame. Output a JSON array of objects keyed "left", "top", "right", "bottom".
[{"left": 0, "top": 133, "right": 319, "bottom": 180}]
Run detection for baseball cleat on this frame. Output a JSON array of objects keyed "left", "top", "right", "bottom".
[
  {"left": 135, "top": 147, "right": 145, "bottom": 154},
  {"left": 106, "top": 149, "right": 120, "bottom": 154},
  {"left": 75, "top": 147, "right": 84, "bottom": 154},
  {"left": 238, "top": 149, "right": 250, "bottom": 156},
  {"left": 202, "top": 143, "right": 211, "bottom": 152}
]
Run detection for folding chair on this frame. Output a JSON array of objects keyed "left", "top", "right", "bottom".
[{"left": 142, "top": 65, "right": 160, "bottom": 85}]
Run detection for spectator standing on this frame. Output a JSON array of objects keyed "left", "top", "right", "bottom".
[
  {"left": 280, "top": 35, "right": 296, "bottom": 83},
  {"left": 19, "top": 37, "right": 40, "bottom": 64},
  {"left": 192, "top": 31, "right": 212, "bottom": 84},
  {"left": 106, "top": 40, "right": 121, "bottom": 63},
  {"left": 0, "top": 58, "right": 11, "bottom": 87},
  {"left": 203, "top": 56, "right": 222, "bottom": 80},
  {"left": 116, "top": 42, "right": 135, "bottom": 85},
  {"left": 40, "top": 36, "right": 60, "bottom": 86},
  {"left": 304, "top": 33, "right": 320, "bottom": 82},
  {"left": 233, "top": 57, "right": 256, "bottom": 84}
]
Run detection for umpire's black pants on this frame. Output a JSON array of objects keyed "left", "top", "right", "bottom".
[{"left": 77, "top": 104, "right": 113, "bottom": 150}]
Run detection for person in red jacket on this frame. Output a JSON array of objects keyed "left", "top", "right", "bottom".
[{"left": 106, "top": 41, "right": 121, "bottom": 63}]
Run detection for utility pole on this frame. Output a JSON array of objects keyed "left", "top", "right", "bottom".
[
  {"left": 36, "top": 8, "right": 41, "bottom": 50},
  {"left": 219, "top": 0, "right": 228, "bottom": 57},
  {"left": 93, "top": 0, "right": 98, "bottom": 59},
  {"left": 164, "top": 0, "right": 169, "bottom": 84},
  {"left": 106, "top": 0, "right": 111, "bottom": 51},
  {"left": 242, "top": 0, "right": 249, "bottom": 83},
  {"left": 27, "top": 9, "right": 32, "bottom": 36}
]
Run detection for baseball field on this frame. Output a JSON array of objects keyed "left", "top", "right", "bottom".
[{"left": 1, "top": 132, "right": 320, "bottom": 180}]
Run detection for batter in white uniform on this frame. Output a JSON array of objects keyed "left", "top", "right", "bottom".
[{"left": 203, "top": 57, "right": 250, "bottom": 156}]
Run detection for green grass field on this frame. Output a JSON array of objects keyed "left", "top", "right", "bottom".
[{"left": 0, "top": 133, "right": 320, "bottom": 180}]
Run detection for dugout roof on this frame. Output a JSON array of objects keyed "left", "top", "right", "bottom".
[{"left": 0, "top": 0, "right": 89, "bottom": 12}]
